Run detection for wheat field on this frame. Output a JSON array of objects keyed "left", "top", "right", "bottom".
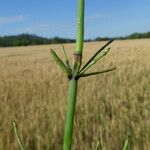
[{"left": 0, "top": 39, "right": 149, "bottom": 150}]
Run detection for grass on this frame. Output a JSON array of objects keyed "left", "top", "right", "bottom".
[{"left": 0, "top": 39, "right": 149, "bottom": 149}]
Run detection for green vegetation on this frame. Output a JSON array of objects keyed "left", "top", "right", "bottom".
[
  {"left": 13, "top": 121, "right": 25, "bottom": 150},
  {"left": 0, "top": 31, "right": 150, "bottom": 47},
  {"left": 0, "top": 39, "right": 149, "bottom": 150},
  {"left": 1, "top": 0, "right": 148, "bottom": 149},
  {"left": 51, "top": 0, "right": 115, "bottom": 149},
  {"left": 13, "top": 0, "right": 116, "bottom": 149},
  {"left": 95, "top": 31, "right": 150, "bottom": 41},
  {"left": 127, "top": 32, "right": 150, "bottom": 39},
  {"left": 0, "top": 34, "right": 75, "bottom": 47}
]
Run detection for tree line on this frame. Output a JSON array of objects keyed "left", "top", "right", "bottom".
[
  {"left": 94, "top": 31, "right": 150, "bottom": 41},
  {"left": 0, "top": 31, "right": 150, "bottom": 47},
  {"left": 0, "top": 34, "right": 75, "bottom": 47}
]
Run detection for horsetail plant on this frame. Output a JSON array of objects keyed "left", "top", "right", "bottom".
[
  {"left": 13, "top": 0, "right": 132, "bottom": 150},
  {"left": 51, "top": 0, "right": 115, "bottom": 149}
]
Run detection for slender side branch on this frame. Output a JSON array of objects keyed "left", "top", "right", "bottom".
[
  {"left": 61, "top": 45, "right": 72, "bottom": 71},
  {"left": 13, "top": 121, "right": 25, "bottom": 150},
  {"left": 50, "top": 49, "right": 71, "bottom": 76},
  {"left": 80, "top": 39, "right": 114, "bottom": 73},
  {"left": 79, "top": 67, "right": 116, "bottom": 78},
  {"left": 80, "top": 48, "right": 110, "bottom": 74}
]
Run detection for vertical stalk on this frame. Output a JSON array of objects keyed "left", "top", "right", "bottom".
[
  {"left": 63, "top": 79, "right": 78, "bottom": 150},
  {"left": 13, "top": 121, "right": 25, "bottom": 150},
  {"left": 75, "top": 0, "right": 85, "bottom": 54},
  {"left": 63, "top": 0, "right": 85, "bottom": 150}
]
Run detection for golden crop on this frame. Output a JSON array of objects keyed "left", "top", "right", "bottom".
[{"left": 0, "top": 39, "right": 149, "bottom": 150}]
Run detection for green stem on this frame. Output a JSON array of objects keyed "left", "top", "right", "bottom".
[
  {"left": 13, "top": 121, "right": 25, "bottom": 150},
  {"left": 63, "top": 1, "right": 84, "bottom": 149},
  {"left": 75, "top": 0, "right": 85, "bottom": 54},
  {"left": 63, "top": 79, "right": 78, "bottom": 150},
  {"left": 123, "top": 137, "right": 129, "bottom": 150}
]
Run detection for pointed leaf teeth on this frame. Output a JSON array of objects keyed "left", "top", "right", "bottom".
[
  {"left": 60, "top": 45, "right": 72, "bottom": 71},
  {"left": 50, "top": 49, "right": 71, "bottom": 76}
]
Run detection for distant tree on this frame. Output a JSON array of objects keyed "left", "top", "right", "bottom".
[
  {"left": 0, "top": 31, "right": 150, "bottom": 47},
  {"left": 127, "top": 32, "right": 150, "bottom": 39}
]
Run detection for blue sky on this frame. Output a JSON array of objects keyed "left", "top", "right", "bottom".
[{"left": 0, "top": 0, "right": 150, "bottom": 38}]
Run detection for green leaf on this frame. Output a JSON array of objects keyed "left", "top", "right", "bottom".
[
  {"left": 95, "top": 140, "right": 100, "bottom": 150},
  {"left": 123, "top": 137, "right": 129, "bottom": 150},
  {"left": 79, "top": 67, "right": 116, "bottom": 78},
  {"left": 80, "top": 39, "right": 114, "bottom": 73},
  {"left": 61, "top": 45, "right": 72, "bottom": 71},
  {"left": 80, "top": 47, "right": 110, "bottom": 74},
  {"left": 50, "top": 49, "right": 71, "bottom": 76},
  {"left": 13, "top": 121, "right": 25, "bottom": 150}
]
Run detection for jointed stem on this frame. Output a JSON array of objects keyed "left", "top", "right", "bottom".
[
  {"left": 61, "top": 45, "right": 72, "bottom": 71},
  {"left": 63, "top": 79, "right": 78, "bottom": 150},
  {"left": 75, "top": 0, "right": 85, "bottom": 54},
  {"left": 14, "top": 0, "right": 116, "bottom": 150},
  {"left": 52, "top": 1, "right": 115, "bottom": 150},
  {"left": 63, "top": 0, "right": 85, "bottom": 150}
]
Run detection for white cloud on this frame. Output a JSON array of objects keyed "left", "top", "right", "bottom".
[
  {"left": 15, "top": 23, "right": 70, "bottom": 33},
  {"left": 0, "top": 15, "right": 27, "bottom": 25},
  {"left": 21, "top": 24, "right": 52, "bottom": 32}
]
